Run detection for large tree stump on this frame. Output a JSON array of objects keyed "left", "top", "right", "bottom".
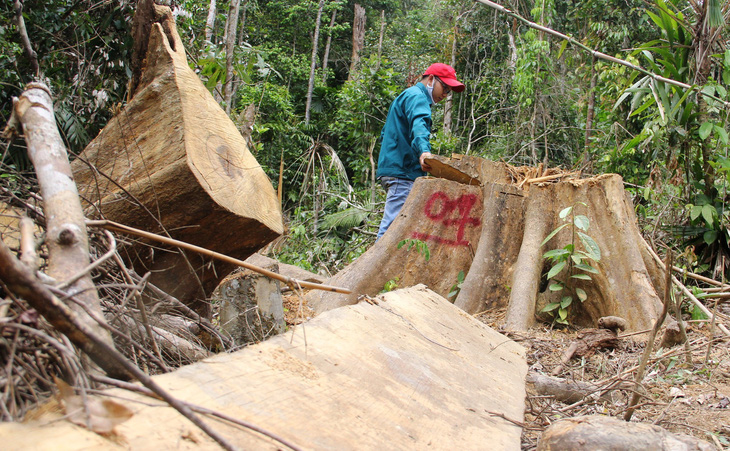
[
  {"left": 71, "top": 0, "right": 282, "bottom": 311},
  {"left": 308, "top": 178, "right": 483, "bottom": 312},
  {"left": 311, "top": 155, "right": 664, "bottom": 332}
]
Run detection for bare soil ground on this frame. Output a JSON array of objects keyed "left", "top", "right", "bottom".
[{"left": 476, "top": 308, "right": 730, "bottom": 450}]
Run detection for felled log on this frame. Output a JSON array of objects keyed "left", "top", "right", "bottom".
[
  {"left": 537, "top": 415, "right": 716, "bottom": 450},
  {"left": 527, "top": 373, "right": 631, "bottom": 404},
  {"left": 0, "top": 286, "right": 528, "bottom": 450},
  {"left": 71, "top": 0, "right": 283, "bottom": 311}
]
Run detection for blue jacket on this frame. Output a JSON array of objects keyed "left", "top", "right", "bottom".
[{"left": 375, "top": 82, "right": 432, "bottom": 181}]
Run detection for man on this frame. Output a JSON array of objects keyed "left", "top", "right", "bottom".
[{"left": 375, "top": 63, "right": 465, "bottom": 239}]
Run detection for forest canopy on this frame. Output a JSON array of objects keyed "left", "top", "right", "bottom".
[{"left": 2, "top": 0, "right": 730, "bottom": 278}]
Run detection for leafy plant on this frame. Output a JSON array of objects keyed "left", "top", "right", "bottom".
[
  {"left": 448, "top": 270, "right": 465, "bottom": 300},
  {"left": 382, "top": 277, "right": 399, "bottom": 293},
  {"left": 397, "top": 239, "right": 430, "bottom": 261},
  {"left": 540, "top": 203, "right": 602, "bottom": 324}
]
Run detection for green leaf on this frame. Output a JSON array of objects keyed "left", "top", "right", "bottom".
[
  {"left": 575, "top": 263, "right": 599, "bottom": 274},
  {"left": 547, "top": 261, "right": 567, "bottom": 280},
  {"left": 558, "top": 307, "right": 569, "bottom": 320},
  {"left": 699, "top": 121, "right": 714, "bottom": 140},
  {"left": 541, "top": 223, "right": 569, "bottom": 247},
  {"left": 701, "top": 204, "right": 716, "bottom": 227},
  {"left": 559, "top": 206, "right": 573, "bottom": 219},
  {"left": 541, "top": 302, "right": 560, "bottom": 313},
  {"left": 543, "top": 248, "right": 570, "bottom": 259},
  {"left": 549, "top": 282, "right": 564, "bottom": 291},
  {"left": 560, "top": 296, "right": 573, "bottom": 308},
  {"left": 690, "top": 204, "right": 702, "bottom": 221},
  {"left": 704, "top": 230, "right": 718, "bottom": 245},
  {"left": 571, "top": 254, "right": 583, "bottom": 265},
  {"left": 571, "top": 273, "right": 593, "bottom": 280},
  {"left": 574, "top": 215, "right": 590, "bottom": 231},
  {"left": 576, "top": 288, "right": 587, "bottom": 302},
  {"left": 714, "top": 125, "right": 728, "bottom": 145},
  {"left": 577, "top": 232, "right": 601, "bottom": 261},
  {"left": 558, "top": 40, "right": 568, "bottom": 59}
]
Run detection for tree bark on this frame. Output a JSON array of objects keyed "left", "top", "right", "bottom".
[
  {"left": 13, "top": 0, "right": 39, "bottom": 78},
  {"left": 348, "top": 4, "right": 366, "bottom": 80},
  {"left": 11, "top": 82, "right": 114, "bottom": 348},
  {"left": 375, "top": 10, "right": 385, "bottom": 72},
  {"left": 305, "top": 0, "right": 326, "bottom": 124},
  {"left": 72, "top": 5, "right": 283, "bottom": 311},
  {"left": 204, "top": 0, "right": 216, "bottom": 43},
  {"left": 224, "top": 0, "right": 242, "bottom": 114},
  {"left": 582, "top": 55, "right": 597, "bottom": 169}
]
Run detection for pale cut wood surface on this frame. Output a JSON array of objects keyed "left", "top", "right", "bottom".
[{"left": 0, "top": 285, "right": 527, "bottom": 450}]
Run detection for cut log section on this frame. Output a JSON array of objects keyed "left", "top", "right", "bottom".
[
  {"left": 71, "top": 1, "right": 283, "bottom": 310},
  {"left": 311, "top": 155, "right": 664, "bottom": 332},
  {"left": 0, "top": 286, "right": 528, "bottom": 450}
]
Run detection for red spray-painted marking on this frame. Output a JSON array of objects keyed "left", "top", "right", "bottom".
[{"left": 411, "top": 192, "right": 481, "bottom": 246}]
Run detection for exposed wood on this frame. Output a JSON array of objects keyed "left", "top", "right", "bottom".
[
  {"left": 0, "top": 286, "right": 527, "bottom": 450},
  {"left": 537, "top": 415, "right": 716, "bottom": 450},
  {"left": 11, "top": 82, "right": 114, "bottom": 348},
  {"left": 72, "top": 2, "right": 283, "bottom": 309}
]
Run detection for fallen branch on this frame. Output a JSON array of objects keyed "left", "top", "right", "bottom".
[
  {"left": 0, "top": 241, "right": 237, "bottom": 450},
  {"left": 625, "top": 250, "right": 672, "bottom": 421},
  {"left": 87, "top": 219, "right": 352, "bottom": 294}
]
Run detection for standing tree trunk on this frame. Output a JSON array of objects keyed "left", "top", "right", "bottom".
[
  {"left": 224, "top": 0, "right": 241, "bottom": 114},
  {"left": 9, "top": 83, "right": 114, "bottom": 348},
  {"left": 582, "top": 55, "right": 597, "bottom": 170},
  {"left": 321, "top": 8, "right": 337, "bottom": 82},
  {"left": 443, "top": 28, "right": 458, "bottom": 135},
  {"left": 375, "top": 10, "right": 385, "bottom": 72},
  {"left": 204, "top": 0, "right": 216, "bottom": 43},
  {"left": 348, "top": 3, "right": 366, "bottom": 80},
  {"left": 305, "top": 0, "right": 326, "bottom": 124}
]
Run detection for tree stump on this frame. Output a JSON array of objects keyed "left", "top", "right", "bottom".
[
  {"left": 310, "top": 155, "right": 664, "bottom": 333},
  {"left": 71, "top": 1, "right": 283, "bottom": 312},
  {"left": 308, "top": 178, "right": 483, "bottom": 312}
]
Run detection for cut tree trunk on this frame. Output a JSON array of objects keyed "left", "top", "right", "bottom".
[
  {"left": 348, "top": 3, "right": 366, "bottom": 79},
  {"left": 311, "top": 155, "right": 664, "bottom": 333},
  {"left": 72, "top": 0, "right": 283, "bottom": 313}
]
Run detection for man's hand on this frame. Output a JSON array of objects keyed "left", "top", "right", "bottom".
[{"left": 420, "top": 152, "right": 433, "bottom": 172}]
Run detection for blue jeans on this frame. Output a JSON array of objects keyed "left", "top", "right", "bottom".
[{"left": 377, "top": 177, "right": 414, "bottom": 240}]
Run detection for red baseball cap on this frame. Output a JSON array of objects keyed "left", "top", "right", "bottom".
[{"left": 423, "top": 63, "right": 465, "bottom": 92}]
